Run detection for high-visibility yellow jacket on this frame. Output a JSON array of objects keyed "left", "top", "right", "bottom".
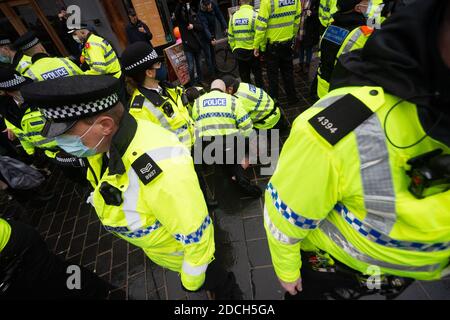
[
  {"left": 367, "top": 0, "right": 385, "bottom": 28},
  {"left": 0, "top": 218, "right": 11, "bottom": 254},
  {"left": 317, "top": 25, "right": 373, "bottom": 98},
  {"left": 129, "top": 84, "right": 195, "bottom": 149},
  {"left": 5, "top": 107, "right": 57, "bottom": 156},
  {"left": 85, "top": 114, "right": 214, "bottom": 291},
  {"left": 234, "top": 82, "right": 280, "bottom": 130},
  {"left": 192, "top": 89, "right": 254, "bottom": 138},
  {"left": 264, "top": 86, "right": 450, "bottom": 283},
  {"left": 319, "top": 0, "right": 338, "bottom": 27},
  {"left": 254, "top": 0, "right": 302, "bottom": 51},
  {"left": 24, "top": 56, "right": 82, "bottom": 81},
  {"left": 82, "top": 33, "right": 122, "bottom": 79},
  {"left": 12, "top": 52, "right": 32, "bottom": 75},
  {"left": 228, "top": 4, "right": 258, "bottom": 51}
]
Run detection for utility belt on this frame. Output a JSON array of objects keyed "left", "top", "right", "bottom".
[
  {"left": 305, "top": 250, "right": 414, "bottom": 299},
  {"left": 254, "top": 105, "right": 278, "bottom": 125},
  {"left": 266, "top": 38, "right": 293, "bottom": 49}
]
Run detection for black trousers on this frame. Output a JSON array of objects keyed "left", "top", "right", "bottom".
[
  {"left": 237, "top": 55, "right": 264, "bottom": 89},
  {"left": 0, "top": 220, "right": 112, "bottom": 300},
  {"left": 285, "top": 251, "right": 414, "bottom": 300},
  {"left": 265, "top": 41, "right": 298, "bottom": 101}
]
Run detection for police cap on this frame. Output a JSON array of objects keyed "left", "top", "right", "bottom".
[
  {"left": 121, "top": 41, "right": 163, "bottom": 76},
  {"left": 21, "top": 75, "right": 121, "bottom": 138},
  {"left": 337, "top": 0, "right": 362, "bottom": 12},
  {"left": 13, "top": 31, "right": 40, "bottom": 51},
  {"left": 0, "top": 68, "right": 32, "bottom": 91},
  {"left": 0, "top": 34, "right": 11, "bottom": 46}
]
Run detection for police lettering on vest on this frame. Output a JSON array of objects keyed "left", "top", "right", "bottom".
[
  {"left": 41, "top": 67, "right": 70, "bottom": 80},
  {"left": 248, "top": 84, "right": 257, "bottom": 94},
  {"left": 323, "top": 25, "right": 350, "bottom": 45},
  {"left": 279, "top": 0, "right": 295, "bottom": 7},
  {"left": 235, "top": 18, "right": 249, "bottom": 25},
  {"left": 203, "top": 98, "right": 227, "bottom": 107}
]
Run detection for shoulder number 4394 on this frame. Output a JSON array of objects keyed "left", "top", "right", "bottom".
[{"left": 317, "top": 116, "right": 338, "bottom": 134}]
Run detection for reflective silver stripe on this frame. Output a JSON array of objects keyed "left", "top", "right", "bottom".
[
  {"left": 143, "top": 99, "right": 171, "bottom": 129},
  {"left": 182, "top": 260, "right": 208, "bottom": 276},
  {"left": 201, "top": 124, "right": 237, "bottom": 132},
  {"left": 341, "top": 28, "right": 364, "bottom": 55},
  {"left": 256, "top": 26, "right": 266, "bottom": 31},
  {"left": 236, "top": 92, "right": 259, "bottom": 103},
  {"left": 354, "top": 113, "right": 396, "bottom": 234},
  {"left": 33, "top": 138, "right": 55, "bottom": 146},
  {"left": 240, "top": 123, "right": 253, "bottom": 132},
  {"left": 91, "top": 56, "right": 118, "bottom": 66},
  {"left": 253, "top": 94, "right": 272, "bottom": 122},
  {"left": 319, "top": 219, "right": 442, "bottom": 273},
  {"left": 270, "top": 0, "right": 275, "bottom": 14},
  {"left": 25, "top": 69, "right": 37, "bottom": 81},
  {"left": 105, "top": 49, "right": 115, "bottom": 58},
  {"left": 147, "top": 146, "right": 190, "bottom": 162},
  {"left": 267, "top": 22, "right": 294, "bottom": 29},
  {"left": 58, "top": 57, "right": 77, "bottom": 75},
  {"left": 234, "top": 36, "right": 254, "bottom": 41},
  {"left": 264, "top": 206, "right": 302, "bottom": 245},
  {"left": 313, "top": 94, "right": 347, "bottom": 109},
  {"left": 90, "top": 66, "right": 104, "bottom": 73},
  {"left": 313, "top": 93, "right": 397, "bottom": 233},
  {"left": 231, "top": 96, "right": 236, "bottom": 114},
  {"left": 89, "top": 42, "right": 107, "bottom": 51}
]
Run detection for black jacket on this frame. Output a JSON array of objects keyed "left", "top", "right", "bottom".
[
  {"left": 301, "top": 0, "right": 321, "bottom": 48},
  {"left": 126, "top": 20, "right": 153, "bottom": 44},
  {"left": 331, "top": 0, "right": 450, "bottom": 145},
  {"left": 175, "top": 3, "right": 204, "bottom": 53},
  {"left": 319, "top": 11, "right": 366, "bottom": 82}
]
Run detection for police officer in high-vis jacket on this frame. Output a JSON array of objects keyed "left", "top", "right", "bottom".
[
  {"left": 13, "top": 32, "right": 83, "bottom": 81},
  {"left": 0, "top": 34, "right": 32, "bottom": 75},
  {"left": 121, "top": 42, "right": 217, "bottom": 208},
  {"left": 316, "top": 0, "right": 373, "bottom": 99},
  {"left": 228, "top": 0, "right": 263, "bottom": 88},
  {"left": 192, "top": 79, "right": 262, "bottom": 198},
  {"left": 0, "top": 217, "right": 112, "bottom": 299},
  {"left": 222, "top": 75, "right": 285, "bottom": 131},
  {"left": 254, "top": 0, "right": 301, "bottom": 104},
  {"left": 319, "top": 0, "right": 338, "bottom": 30},
  {"left": 69, "top": 26, "right": 127, "bottom": 104},
  {"left": 121, "top": 42, "right": 195, "bottom": 149},
  {"left": 21, "top": 75, "right": 232, "bottom": 296},
  {"left": 264, "top": 0, "right": 450, "bottom": 300},
  {"left": 0, "top": 68, "right": 85, "bottom": 169}
]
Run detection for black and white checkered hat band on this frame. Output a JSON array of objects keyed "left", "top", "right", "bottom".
[
  {"left": 20, "top": 37, "right": 39, "bottom": 51},
  {"left": 42, "top": 93, "right": 119, "bottom": 121},
  {"left": 0, "top": 74, "right": 26, "bottom": 89},
  {"left": 124, "top": 49, "right": 159, "bottom": 71},
  {"left": 0, "top": 39, "right": 11, "bottom": 45}
]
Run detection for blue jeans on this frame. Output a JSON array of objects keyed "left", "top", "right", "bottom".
[
  {"left": 185, "top": 50, "right": 203, "bottom": 85},
  {"left": 299, "top": 45, "right": 313, "bottom": 65},
  {"left": 201, "top": 41, "right": 216, "bottom": 78}
]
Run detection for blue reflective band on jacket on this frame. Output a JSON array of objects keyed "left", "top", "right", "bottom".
[
  {"left": 267, "top": 183, "right": 322, "bottom": 229},
  {"left": 334, "top": 203, "right": 450, "bottom": 252},
  {"left": 175, "top": 216, "right": 211, "bottom": 245},
  {"left": 196, "top": 112, "right": 236, "bottom": 121},
  {"left": 104, "top": 221, "right": 162, "bottom": 239},
  {"left": 323, "top": 25, "right": 350, "bottom": 45}
]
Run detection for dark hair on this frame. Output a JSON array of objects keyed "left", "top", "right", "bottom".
[
  {"left": 222, "top": 75, "right": 240, "bottom": 93},
  {"left": 128, "top": 9, "right": 137, "bottom": 16},
  {"left": 129, "top": 69, "right": 147, "bottom": 86}
]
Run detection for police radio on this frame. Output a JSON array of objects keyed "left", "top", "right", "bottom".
[{"left": 406, "top": 149, "right": 450, "bottom": 199}]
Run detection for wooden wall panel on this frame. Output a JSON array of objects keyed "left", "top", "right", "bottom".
[{"left": 131, "top": 0, "right": 167, "bottom": 47}]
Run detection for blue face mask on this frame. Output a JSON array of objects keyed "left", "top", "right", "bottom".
[
  {"left": 55, "top": 122, "right": 105, "bottom": 158},
  {"left": 0, "top": 55, "right": 11, "bottom": 64}
]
